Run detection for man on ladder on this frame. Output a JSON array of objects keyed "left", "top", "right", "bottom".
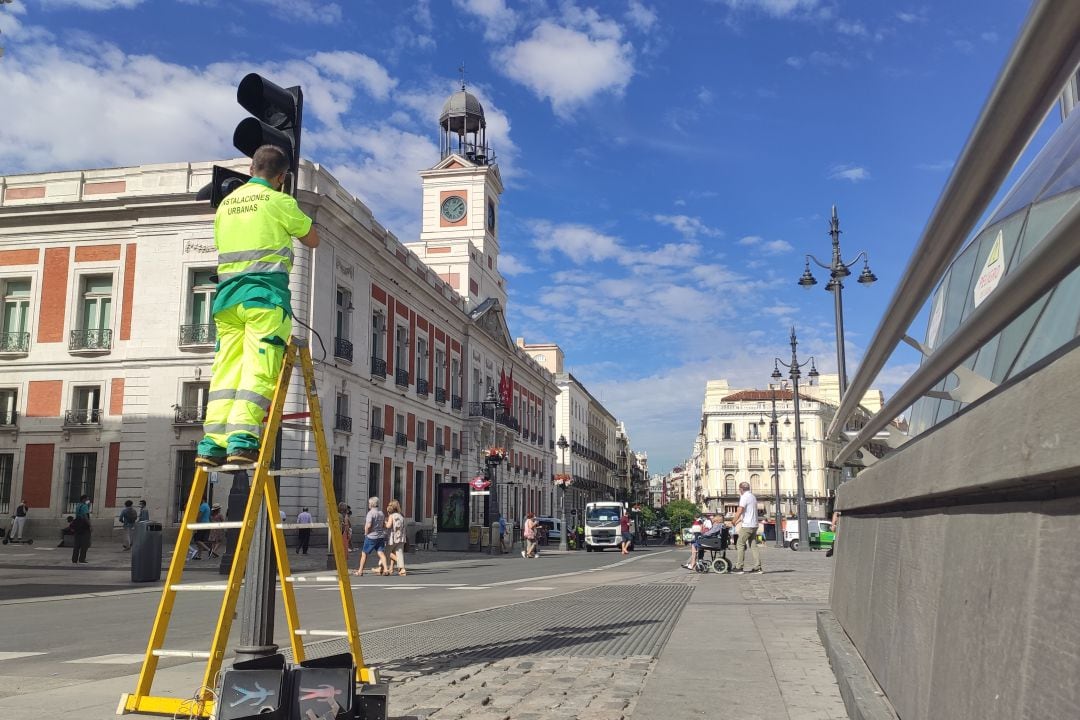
[{"left": 196, "top": 144, "right": 319, "bottom": 468}]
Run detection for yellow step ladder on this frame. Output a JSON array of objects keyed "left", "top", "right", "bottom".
[{"left": 120, "top": 337, "right": 374, "bottom": 718}]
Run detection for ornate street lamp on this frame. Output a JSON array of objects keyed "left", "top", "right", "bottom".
[
  {"left": 555, "top": 435, "right": 571, "bottom": 551},
  {"left": 773, "top": 327, "right": 819, "bottom": 552},
  {"left": 799, "top": 205, "right": 876, "bottom": 401},
  {"left": 481, "top": 386, "right": 504, "bottom": 538},
  {"left": 758, "top": 384, "right": 791, "bottom": 548}
]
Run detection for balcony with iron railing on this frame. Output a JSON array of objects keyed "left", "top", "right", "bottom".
[
  {"left": 395, "top": 431, "right": 407, "bottom": 447},
  {"left": 69, "top": 328, "right": 112, "bottom": 353},
  {"left": 395, "top": 369, "right": 409, "bottom": 388},
  {"left": 721, "top": 461, "right": 739, "bottom": 469},
  {"left": 435, "top": 443, "right": 445, "bottom": 456},
  {"left": 371, "top": 356, "right": 387, "bottom": 378},
  {"left": 451, "top": 394, "right": 462, "bottom": 410},
  {"left": 334, "top": 414, "right": 352, "bottom": 433},
  {"left": 452, "top": 448, "right": 461, "bottom": 460},
  {"left": 0, "top": 331, "right": 30, "bottom": 354},
  {"left": 334, "top": 337, "right": 353, "bottom": 362},
  {"left": 178, "top": 323, "right": 215, "bottom": 348},
  {"left": 416, "top": 378, "right": 429, "bottom": 397},
  {"left": 65, "top": 408, "right": 102, "bottom": 426},
  {"left": 370, "top": 426, "right": 384, "bottom": 441},
  {"left": 435, "top": 387, "right": 446, "bottom": 404},
  {"left": 173, "top": 406, "right": 206, "bottom": 425},
  {"left": 417, "top": 438, "right": 428, "bottom": 452},
  {"left": 0, "top": 409, "right": 18, "bottom": 426}
]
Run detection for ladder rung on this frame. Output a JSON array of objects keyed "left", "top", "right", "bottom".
[
  {"left": 170, "top": 583, "right": 229, "bottom": 592},
  {"left": 281, "top": 422, "right": 313, "bottom": 431},
  {"left": 267, "top": 467, "right": 322, "bottom": 477},
  {"left": 294, "top": 629, "right": 350, "bottom": 637},
  {"left": 216, "top": 463, "right": 258, "bottom": 472},
  {"left": 285, "top": 575, "right": 341, "bottom": 583},
  {"left": 276, "top": 522, "right": 329, "bottom": 530},
  {"left": 152, "top": 649, "right": 212, "bottom": 659},
  {"left": 186, "top": 521, "right": 243, "bottom": 530}
]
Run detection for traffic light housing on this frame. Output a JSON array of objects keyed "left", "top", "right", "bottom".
[
  {"left": 234, "top": 72, "right": 304, "bottom": 175},
  {"left": 195, "top": 165, "right": 252, "bottom": 208}
]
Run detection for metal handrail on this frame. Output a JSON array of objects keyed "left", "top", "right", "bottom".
[
  {"left": 835, "top": 198, "right": 1080, "bottom": 466},
  {"left": 827, "top": 0, "right": 1080, "bottom": 442}
]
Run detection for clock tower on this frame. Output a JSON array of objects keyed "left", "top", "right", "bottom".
[{"left": 406, "top": 85, "right": 506, "bottom": 308}]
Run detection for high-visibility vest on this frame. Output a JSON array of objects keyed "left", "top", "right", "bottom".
[{"left": 214, "top": 181, "right": 304, "bottom": 282}]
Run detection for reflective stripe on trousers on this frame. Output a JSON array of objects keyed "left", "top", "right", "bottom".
[{"left": 201, "top": 304, "right": 290, "bottom": 453}]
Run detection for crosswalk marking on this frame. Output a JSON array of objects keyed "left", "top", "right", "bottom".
[
  {"left": 0, "top": 651, "right": 46, "bottom": 661},
  {"left": 63, "top": 654, "right": 145, "bottom": 665}
]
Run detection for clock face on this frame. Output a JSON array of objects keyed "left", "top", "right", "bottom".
[
  {"left": 486, "top": 199, "right": 496, "bottom": 231},
  {"left": 441, "top": 195, "right": 466, "bottom": 222}
]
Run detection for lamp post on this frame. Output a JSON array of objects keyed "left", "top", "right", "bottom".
[
  {"left": 773, "top": 327, "right": 819, "bottom": 552},
  {"left": 556, "top": 435, "right": 570, "bottom": 551},
  {"left": 758, "top": 383, "right": 791, "bottom": 548},
  {"left": 798, "top": 205, "right": 876, "bottom": 400},
  {"left": 481, "top": 386, "right": 504, "bottom": 544}
]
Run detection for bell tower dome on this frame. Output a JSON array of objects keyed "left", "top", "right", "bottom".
[{"left": 406, "top": 79, "right": 506, "bottom": 308}]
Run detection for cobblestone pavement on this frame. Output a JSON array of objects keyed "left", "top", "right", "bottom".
[{"left": 385, "top": 656, "right": 656, "bottom": 720}]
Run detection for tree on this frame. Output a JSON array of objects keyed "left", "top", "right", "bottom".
[
  {"left": 638, "top": 505, "right": 656, "bottom": 528},
  {"left": 663, "top": 499, "right": 699, "bottom": 532}
]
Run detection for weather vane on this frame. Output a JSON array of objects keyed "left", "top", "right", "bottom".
[{"left": 458, "top": 61, "right": 467, "bottom": 91}]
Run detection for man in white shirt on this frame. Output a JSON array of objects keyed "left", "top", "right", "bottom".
[
  {"left": 731, "top": 482, "right": 762, "bottom": 574},
  {"left": 296, "top": 508, "right": 313, "bottom": 555}
]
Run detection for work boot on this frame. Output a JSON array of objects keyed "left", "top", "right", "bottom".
[
  {"left": 227, "top": 448, "right": 259, "bottom": 465},
  {"left": 195, "top": 453, "right": 224, "bottom": 468}
]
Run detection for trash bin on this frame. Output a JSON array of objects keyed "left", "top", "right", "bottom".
[{"left": 131, "top": 521, "right": 163, "bottom": 582}]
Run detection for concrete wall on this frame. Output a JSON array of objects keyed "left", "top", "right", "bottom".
[{"left": 832, "top": 342, "right": 1080, "bottom": 719}]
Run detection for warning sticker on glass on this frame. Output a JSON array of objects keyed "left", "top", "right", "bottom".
[{"left": 973, "top": 229, "right": 1005, "bottom": 308}]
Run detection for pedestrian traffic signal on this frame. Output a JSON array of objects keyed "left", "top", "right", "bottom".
[
  {"left": 233, "top": 72, "right": 304, "bottom": 174},
  {"left": 195, "top": 165, "right": 252, "bottom": 208},
  {"left": 217, "top": 653, "right": 287, "bottom": 720}
]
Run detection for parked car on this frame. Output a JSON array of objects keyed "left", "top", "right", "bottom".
[
  {"left": 536, "top": 516, "right": 563, "bottom": 543},
  {"left": 784, "top": 519, "right": 834, "bottom": 550}
]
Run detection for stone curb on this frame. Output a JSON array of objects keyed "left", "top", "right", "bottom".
[{"left": 817, "top": 609, "right": 899, "bottom": 720}]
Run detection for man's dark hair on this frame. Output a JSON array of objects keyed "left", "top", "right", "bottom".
[
  {"left": 124, "top": 500, "right": 134, "bottom": 507},
  {"left": 81, "top": 495, "right": 89, "bottom": 502},
  {"left": 252, "top": 144, "right": 290, "bottom": 179}
]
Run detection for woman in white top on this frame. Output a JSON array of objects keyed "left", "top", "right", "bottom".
[{"left": 383, "top": 499, "right": 407, "bottom": 577}]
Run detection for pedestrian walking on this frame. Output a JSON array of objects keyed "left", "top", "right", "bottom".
[
  {"left": 522, "top": 512, "right": 538, "bottom": 558},
  {"left": 11, "top": 500, "right": 29, "bottom": 540},
  {"left": 339, "top": 502, "right": 352, "bottom": 552},
  {"left": 194, "top": 144, "right": 320, "bottom": 469},
  {"left": 296, "top": 507, "right": 312, "bottom": 555},
  {"left": 192, "top": 499, "right": 213, "bottom": 560},
  {"left": 71, "top": 496, "right": 92, "bottom": 563},
  {"left": 119, "top": 500, "right": 138, "bottom": 550},
  {"left": 732, "top": 482, "right": 763, "bottom": 574},
  {"left": 619, "top": 511, "right": 632, "bottom": 555},
  {"left": 137, "top": 499, "right": 150, "bottom": 522},
  {"left": 353, "top": 496, "right": 387, "bottom": 576},
  {"left": 383, "top": 499, "right": 407, "bottom": 576},
  {"left": 207, "top": 504, "right": 224, "bottom": 558}
]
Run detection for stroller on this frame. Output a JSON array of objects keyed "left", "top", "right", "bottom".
[{"left": 692, "top": 526, "right": 732, "bottom": 574}]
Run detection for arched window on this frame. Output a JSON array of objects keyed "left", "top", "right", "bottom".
[{"left": 724, "top": 474, "right": 736, "bottom": 494}]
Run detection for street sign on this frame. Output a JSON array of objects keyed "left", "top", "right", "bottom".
[{"left": 469, "top": 475, "right": 490, "bottom": 492}]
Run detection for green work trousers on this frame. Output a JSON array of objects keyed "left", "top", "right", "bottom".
[{"left": 198, "top": 304, "right": 290, "bottom": 455}]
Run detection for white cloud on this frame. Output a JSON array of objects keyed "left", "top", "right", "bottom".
[
  {"left": 530, "top": 221, "right": 624, "bottom": 264},
  {"left": 953, "top": 39, "right": 974, "bottom": 54},
  {"left": 828, "top": 163, "right": 870, "bottom": 182},
  {"left": 652, "top": 214, "right": 723, "bottom": 239},
  {"left": 764, "top": 302, "right": 798, "bottom": 315},
  {"left": 494, "top": 21, "right": 634, "bottom": 113},
  {"left": 785, "top": 56, "right": 805, "bottom": 69},
  {"left": 762, "top": 239, "right": 794, "bottom": 254},
  {"left": 309, "top": 51, "right": 397, "bottom": 101},
  {"left": 895, "top": 10, "right": 928, "bottom": 24},
  {"left": 498, "top": 253, "right": 532, "bottom": 276},
  {"left": 917, "top": 159, "right": 954, "bottom": 172},
  {"left": 626, "top": 0, "right": 658, "bottom": 31},
  {"left": 739, "top": 235, "right": 763, "bottom": 246},
  {"left": 721, "top": 0, "right": 821, "bottom": 19},
  {"left": 255, "top": 0, "right": 342, "bottom": 25},
  {"left": 981, "top": 31, "right": 998, "bottom": 43},
  {"left": 452, "top": 0, "right": 518, "bottom": 41},
  {"left": 835, "top": 19, "right": 867, "bottom": 37},
  {"left": 38, "top": 0, "right": 144, "bottom": 8},
  {"left": 697, "top": 86, "right": 714, "bottom": 104}
]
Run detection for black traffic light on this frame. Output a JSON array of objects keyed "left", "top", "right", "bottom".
[
  {"left": 234, "top": 72, "right": 304, "bottom": 175},
  {"left": 195, "top": 165, "right": 252, "bottom": 208},
  {"left": 216, "top": 653, "right": 288, "bottom": 720}
]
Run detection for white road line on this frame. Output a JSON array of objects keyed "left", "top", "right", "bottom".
[
  {"left": 0, "top": 651, "right": 47, "bottom": 661},
  {"left": 513, "top": 586, "right": 555, "bottom": 590},
  {"left": 63, "top": 653, "right": 145, "bottom": 665},
  {"left": 447, "top": 586, "right": 491, "bottom": 590}
]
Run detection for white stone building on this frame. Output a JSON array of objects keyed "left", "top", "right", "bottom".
[{"left": 0, "top": 86, "right": 558, "bottom": 541}]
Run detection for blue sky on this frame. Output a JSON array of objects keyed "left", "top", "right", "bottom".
[{"left": 0, "top": 0, "right": 1043, "bottom": 471}]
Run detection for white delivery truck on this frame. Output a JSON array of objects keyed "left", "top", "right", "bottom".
[{"left": 584, "top": 501, "right": 633, "bottom": 552}]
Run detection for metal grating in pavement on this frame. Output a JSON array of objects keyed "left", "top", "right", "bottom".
[{"left": 298, "top": 583, "right": 692, "bottom": 668}]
